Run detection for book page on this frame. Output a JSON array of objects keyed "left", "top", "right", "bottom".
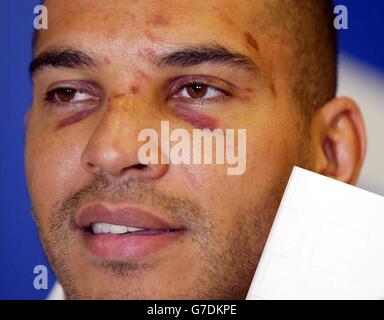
[{"left": 246, "top": 167, "right": 384, "bottom": 300}]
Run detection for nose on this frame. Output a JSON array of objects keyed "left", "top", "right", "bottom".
[{"left": 81, "top": 97, "right": 168, "bottom": 180}]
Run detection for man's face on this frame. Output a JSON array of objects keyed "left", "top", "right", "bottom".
[{"left": 26, "top": 0, "right": 308, "bottom": 299}]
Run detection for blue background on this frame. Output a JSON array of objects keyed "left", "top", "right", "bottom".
[{"left": 0, "top": 0, "right": 383, "bottom": 299}]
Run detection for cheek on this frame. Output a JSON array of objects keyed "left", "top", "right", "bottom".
[
  {"left": 177, "top": 162, "right": 250, "bottom": 225},
  {"left": 179, "top": 163, "right": 217, "bottom": 195},
  {"left": 26, "top": 129, "right": 87, "bottom": 217},
  {"left": 175, "top": 124, "right": 298, "bottom": 223}
]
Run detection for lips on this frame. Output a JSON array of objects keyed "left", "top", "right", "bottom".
[{"left": 76, "top": 204, "right": 186, "bottom": 260}]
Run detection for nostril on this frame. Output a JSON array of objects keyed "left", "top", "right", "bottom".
[
  {"left": 86, "top": 162, "right": 97, "bottom": 171},
  {"left": 132, "top": 163, "right": 147, "bottom": 170},
  {"left": 119, "top": 163, "right": 147, "bottom": 176}
]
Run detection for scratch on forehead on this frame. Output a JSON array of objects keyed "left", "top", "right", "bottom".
[
  {"left": 244, "top": 32, "right": 259, "bottom": 51},
  {"left": 145, "top": 13, "right": 171, "bottom": 26},
  {"left": 144, "top": 30, "right": 164, "bottom": 43},
  {"left": 138, "top": 47, "right": 157, "bottom": 65}
]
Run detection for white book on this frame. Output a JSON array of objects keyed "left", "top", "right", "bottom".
[{"left": 246, "top": 166, "right": 384, "bottom": 300}]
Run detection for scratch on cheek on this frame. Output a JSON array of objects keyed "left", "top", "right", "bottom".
[
  {"left": 173, "top": 105, "right": 218, "bottom": 130},
  {"left": 244, "top": 31, "right": 259, "bottom": 51},
  {"left": 146, "top": 13, "right": 170, "bottom": 26},
  {"left": 56, "top": 109, "right": 96, "bottom": 129}
]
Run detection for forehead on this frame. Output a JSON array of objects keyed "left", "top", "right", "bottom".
[
  {"left": 39, "top": 0, "right": 268, "bottom": 53},
  {"left": 44, "top": 0, "right": 262, "bottom": 26},
  {"left": 36, "top": 0, "right": 292, "bottom": 91}
]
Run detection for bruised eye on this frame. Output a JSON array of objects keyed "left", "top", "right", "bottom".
[
  {"left": 45, "top": 88, "right": 97, "bottom": 104},
  {"left": 178, "top": 82, "right": 223, "bottom": 99}
]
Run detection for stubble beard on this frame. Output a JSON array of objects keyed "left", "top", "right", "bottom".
[{"left": 33, "top": 169, "right": 289, "bottom": 299}]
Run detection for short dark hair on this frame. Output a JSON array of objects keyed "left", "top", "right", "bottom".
[{"left": 265, "top": 0, "right": 338, "bottom": 117}]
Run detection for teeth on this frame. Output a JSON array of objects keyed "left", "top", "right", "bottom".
[
  {"left": 91, "top": 223, "right": 146, "bottom": 234},
  {"left": 126, "top": 226, "right": 146, "bottom": 232},
  {"left": 109, "top": 224, "right": 129, "bottom": 234},
  {"left": 92, "top": 223, "right": 108, "bottom": 234}
]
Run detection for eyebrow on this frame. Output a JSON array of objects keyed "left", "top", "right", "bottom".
[
  {"left": 29, "top": 44, "right": 258, "bottom": 77},
  {"left": 29, "top": 49, "right": 97, "bottom": 77},
  {"left": 158, "top": 44, "right": 258, "bottom": 72}
]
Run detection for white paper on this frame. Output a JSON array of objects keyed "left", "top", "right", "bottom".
[{"left": 246, "top": 166, "right": 384, "bottom": 300}]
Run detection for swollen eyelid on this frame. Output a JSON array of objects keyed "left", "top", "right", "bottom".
[{"left": 173, "top": 104, "right": 218, "bottom": 130}]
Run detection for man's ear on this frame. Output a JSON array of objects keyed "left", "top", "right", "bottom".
[{"left": 309, "top": 97, "right": 366, "bottom": 185}]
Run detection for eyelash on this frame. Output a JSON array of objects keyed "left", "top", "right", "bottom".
[
  {"left": 44, "top": 87, "right": 97, "bottom": 107},
  {"left": 169, "top": 81, "right": 231, "bottom": 103},
  {"left": 44, "top": 79, "right": 232, "bottom": 108}
]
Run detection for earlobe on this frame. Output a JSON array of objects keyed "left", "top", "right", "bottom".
[{"left": 310, "top": 97, "right": 366, "bottom": 185}]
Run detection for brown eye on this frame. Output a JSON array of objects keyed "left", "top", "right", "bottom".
[
  {"left": 172, "top": 80, "right": 226, "bottom": 101},
  {"left": 46, "top": 87, "right": 95, "bottom": 105},
  {"left": 55, "top": 88, "right": 78, "bottom": 102},
  {"left": 186, "top": 83, "right": 208, "bottom": 98}
]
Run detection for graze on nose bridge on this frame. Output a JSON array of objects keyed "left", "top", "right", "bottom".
[{"left": 106, "top": 68, "right": 151, "bottom": 101}]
